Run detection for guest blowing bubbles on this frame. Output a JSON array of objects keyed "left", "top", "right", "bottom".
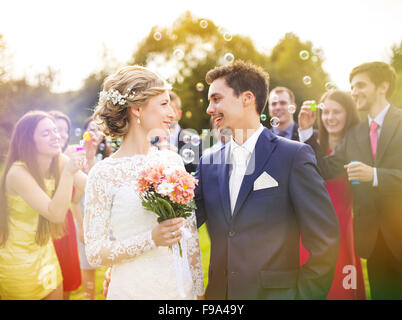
[{"left": 0, "top": 110, "right": 87, "bottom": 299}]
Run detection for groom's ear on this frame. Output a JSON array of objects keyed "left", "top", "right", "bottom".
[{"left": 242, "top": 91, "right": 256, "bottom": 108}]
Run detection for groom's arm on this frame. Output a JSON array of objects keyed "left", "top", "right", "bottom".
[
  {"left": 289, "top": 144, "right": 340, "bottom": 300},
  {"left": 194, "top": 156, "right": 207, "bottom": 229}
]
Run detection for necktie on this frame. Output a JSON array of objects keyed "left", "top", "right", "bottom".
[
  {"left": 277, "top": 130, "right": 287, "bottom": 138},
  {"left": 370, "top": 121, "right": 379, "bottom": 160}
]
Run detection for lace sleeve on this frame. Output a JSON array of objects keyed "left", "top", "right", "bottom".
[
  {"left": 83, "top": 163, "right": 156, "bottom": 268},
  {"left": 162, "top": 150, "right": 205, "bottom": 296},
  {"left": 184, "top": 212, "right": 205, "bottom": 297}
]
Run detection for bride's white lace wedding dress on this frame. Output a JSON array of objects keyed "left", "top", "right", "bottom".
[{"left": 84, "top": 147, "right": 204, "bottom": 299}]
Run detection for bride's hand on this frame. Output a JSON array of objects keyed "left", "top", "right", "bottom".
[{"left": 152, "top": 218, "right": 184, "bottom": 247}]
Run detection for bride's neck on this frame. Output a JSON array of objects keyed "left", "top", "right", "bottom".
[{"left": 112, "top": 126, "right": 150, "bottom": 158}]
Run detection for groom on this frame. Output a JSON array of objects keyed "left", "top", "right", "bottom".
[{"left": 195, "top": 60, "right": 340, "bottom": 299}]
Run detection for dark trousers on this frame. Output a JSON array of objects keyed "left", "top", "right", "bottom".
[{"left": 367, "top": 232, "right": 402, "bottom": 300}]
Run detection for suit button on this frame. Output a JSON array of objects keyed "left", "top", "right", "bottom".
[
  {"left": 229, "top": 231, "right": 235, "bottom": 237},
  {"left": 231, "top": 271, "right": 238, "bottom": 275}
]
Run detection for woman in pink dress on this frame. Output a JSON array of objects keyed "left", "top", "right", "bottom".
[{"left": 299, "top": 90, "right": 366, "bottom": 299}]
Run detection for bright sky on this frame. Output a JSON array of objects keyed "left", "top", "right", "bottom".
[{"left": 1, "top": 0, "right": 402, "bottom": 93}]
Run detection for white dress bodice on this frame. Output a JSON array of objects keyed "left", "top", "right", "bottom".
[{"left": 84, "top": 148, "right": 204, "bottom": 299}]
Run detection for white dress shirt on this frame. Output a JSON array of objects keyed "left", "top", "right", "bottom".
[{"left": 229, "top": 124, "right": 265, "bottom": 214}]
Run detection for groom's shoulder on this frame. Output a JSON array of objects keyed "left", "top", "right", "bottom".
[{"left": 199, "top": 142, "right": 226, "bottom": 165}]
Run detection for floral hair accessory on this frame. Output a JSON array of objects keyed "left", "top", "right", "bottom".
[{"left": 99, "top": 88, "right": 136, "bottom": 106}]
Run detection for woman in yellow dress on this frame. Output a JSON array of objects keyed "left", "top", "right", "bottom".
[{"left": 0, "top": 110, "right": 87, "bottom": 300}]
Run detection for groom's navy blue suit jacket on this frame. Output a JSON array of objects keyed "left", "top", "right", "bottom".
[{"left": 195, "top": 128, "right": 340, "bottom": 300}]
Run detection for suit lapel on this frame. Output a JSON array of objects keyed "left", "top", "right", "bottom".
[
  {"left": 376, "top": 105, "right": 400, "bottom": 165},
  {"left": 232, "top": 128, "right": 277, "bottom": 217},
  {"left": 217, "top": 144, "right": 232, "bottom": 224}
]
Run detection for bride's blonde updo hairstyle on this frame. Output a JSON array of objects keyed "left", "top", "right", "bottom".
[{"left": 93, "top": 65, "right": 171, "bottom": 138}]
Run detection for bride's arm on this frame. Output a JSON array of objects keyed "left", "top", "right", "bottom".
[
  {"left": 184, "top": 212, "right": 205, "bottom": 298},
  {"left": 83, "top": 164, "right": 157, "bottom": 268}
]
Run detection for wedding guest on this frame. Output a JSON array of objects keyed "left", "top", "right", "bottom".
[
  {"left": 195, "top": 60, "right": 340, "bottom": 299},
  {"left": 299, "top": 61, "right": 402, "bottom": 299},
  {"left": 0, "top": 110, "right": 86, "bottom": 300},
  {"left": 268, "top": 86, "right": 300, "bottom": 140},
  {"left": 298, "top": 90, "right": 366, "bottom": 299},
  {"left": 49, "top": 110, "right": 82, "bottom": 300}
]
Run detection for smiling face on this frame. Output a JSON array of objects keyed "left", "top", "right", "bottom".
[
  {"left": 54, "top": 118, "right": 70, "bottom": 150},
  {"left": 268, "top": 90, "right": 294, "bottom": 129},
  {"left": 206, "top": 77, "right": 245, "bottom": 133},
  {"left": 321, "top": 98, "right": 347, "bottom": 136},
  {"left": 139, "top": 90, "right": 176, "bottom": 137},
  {"left": 33, "top": 117, "right": 62, "bottom": 157},
  {"left": 350, "top": 72, "right": 379, "bottom": 112}
]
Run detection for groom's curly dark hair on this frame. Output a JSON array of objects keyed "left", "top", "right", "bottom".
[{"left": 205, "top": 60, "right": 270, "bottom": 115}]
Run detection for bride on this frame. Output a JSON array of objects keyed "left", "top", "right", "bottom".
[{"left": 84, "top": 66, "right": 204, "bottom": 299}]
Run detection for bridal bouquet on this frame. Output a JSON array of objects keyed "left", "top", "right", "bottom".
[{"left": 136, "top": 164, "right": 198, "bottom": 256}]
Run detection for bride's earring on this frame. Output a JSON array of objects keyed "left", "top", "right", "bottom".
[{"left": 137, "top": 118, "right": 141, "bottom": 125}]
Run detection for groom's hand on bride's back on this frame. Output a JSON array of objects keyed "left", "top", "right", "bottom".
[{"left": 152, "top": 218, "right": 184, "bottom": 247}]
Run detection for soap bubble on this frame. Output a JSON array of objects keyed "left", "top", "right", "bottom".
[
  {"left": 195, "top": 82, "right": 205, "bottom": 92},
  {"left": 173, "top": 49, "right": 184, "bottom": 59},
  {"left": 303, "top": 76, "right": 312, "bottom": 86},
  {"left": 299, "top": 50, "right": 310, "bottom": 61},
  {"left": 288, "top": 105, "right": 297, "bottom": 114},
  {"left": 191, "top": 135, "right": 201, "bottom": 147},
  {"left": 74, "top": 128, "right": 82, "bottom": 137},
  {"left": 153, "top": 32, "right": 162, "bottom": 41},
  {"left": 183, "top": 134, "right": 191, "bottom": 144},
  {"left": 224, "top": 53, "right": 235, "bottom": 64},
  {"left": 260, "top": 114, "right": 267, "bottom": 121},
  {"left": 223, "top": 32, "right": 232, "bottom": 41},
  {"left": 181, "top": 148, "right": 195, "bottom": 164},
  {"left": 325, "top": 82, "right": 337, "bottom": 90},
  {"left": 200, "top": 20, "right": 208, "bottom": 29},
  {"left": 270, "top": 117, "right": 280, "bottom": 128}
]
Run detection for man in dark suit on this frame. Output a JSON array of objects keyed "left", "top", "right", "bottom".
[
  {"left": 268, "top": 86, "right": 301, "bottom": 140},
  {"left": 298, "top": 61, "right": 402, "bottom": 299},
  {"left": 195, "top": 60, "right": 340, "bottom": 300}
]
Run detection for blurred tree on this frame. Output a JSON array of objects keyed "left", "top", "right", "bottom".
[
  {"left": 268, "top": 32, "right": 330, "bottom": 107},
  {"left": 129, "top": 12, "right": 329, "bottom": 131},
  {"left": 390, "top": 41, "right": 402, "bottom": 107},
  {"left": 130, "top": 11, "right": 270, "bottom": 132}
]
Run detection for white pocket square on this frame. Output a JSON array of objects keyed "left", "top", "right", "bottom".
[{"left": 253, "top": 171, "right": 278, "bottom": 190}]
